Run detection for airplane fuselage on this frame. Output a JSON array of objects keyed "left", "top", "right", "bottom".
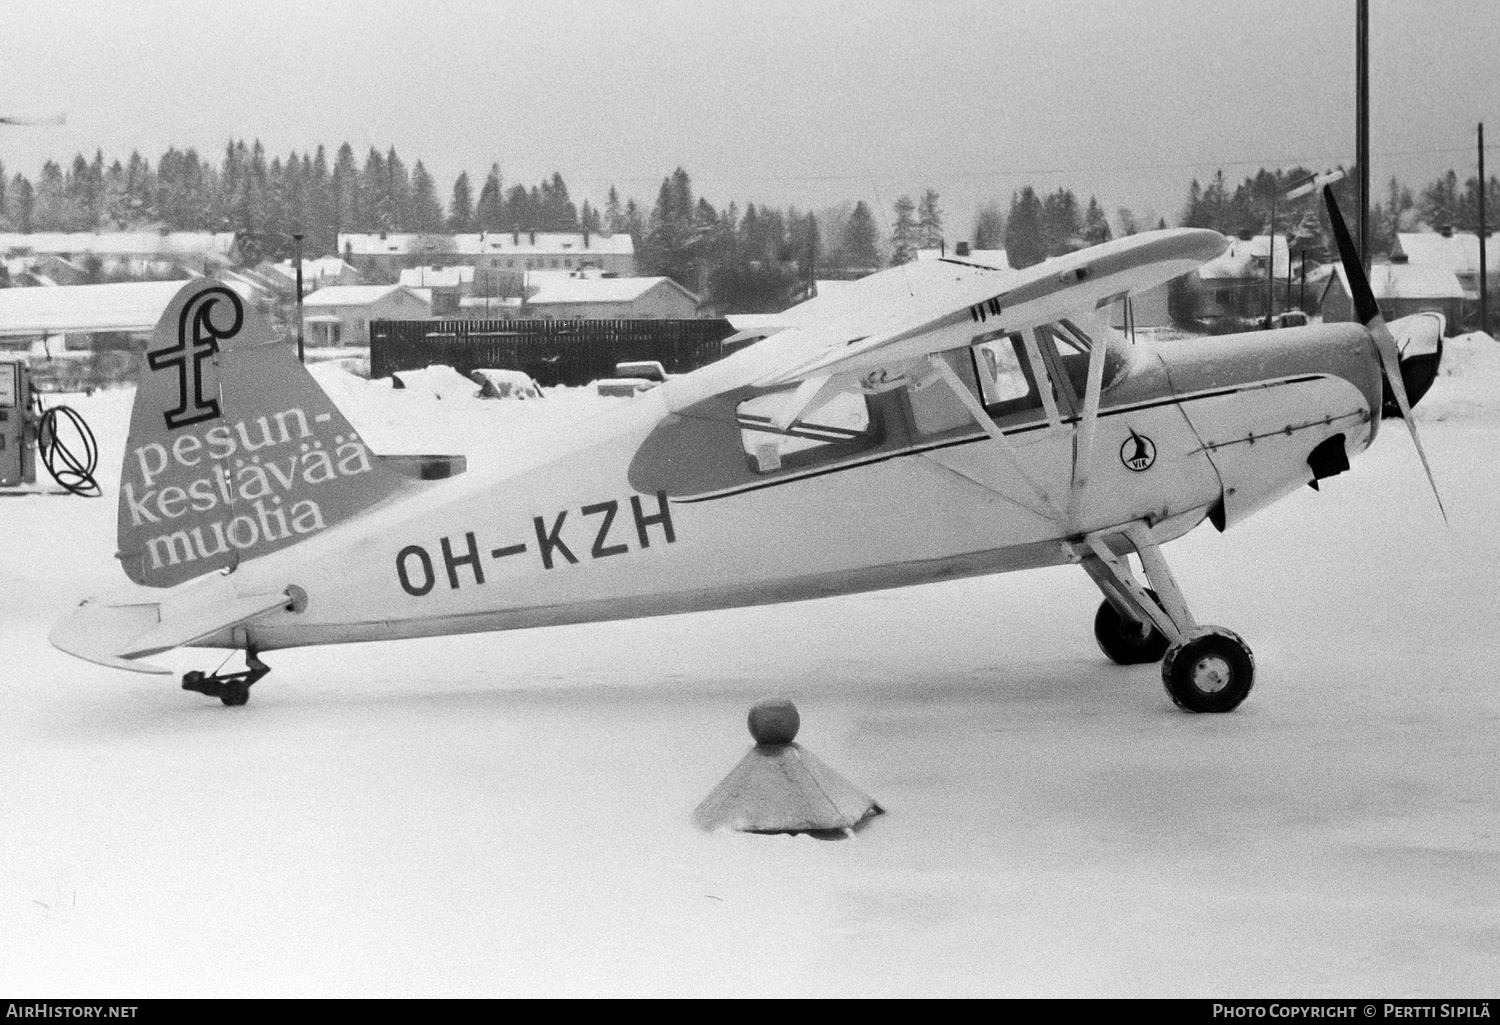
[{"left": 192, "top": 322, "right": 1382, "bottom": 654}]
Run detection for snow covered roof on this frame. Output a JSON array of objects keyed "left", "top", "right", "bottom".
[
  {"left": 1393, "top": 232, "right": 1500, "bottom": 277},
  {"left": 1197, "top": 234, "right": 1291, "bottom": 279},
  {"left": 302, "top": 284, "right": 429, "bottom": 308},
  {"left": 268, "top": 257, "right": 357, "bottom": 282},
  {"left": 0, "top": 279, "right": 240, "bottom": 336},
  {"left": 0, "top": 231, "right": 236, "bottom": 259},
  {"left": 339, "top": 231, "right": 634, "bottom": 258},
  {"left": 397, "top": 266, "right": 475, "bottom": 289},
  {"left": 1331, "top": 262, "right": 1465, "bottom": 301},
  {"left": 526, "top": 276, "right": 697, "bottom": 306}
]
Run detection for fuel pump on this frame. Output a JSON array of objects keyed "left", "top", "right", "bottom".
[
  {"left": 0, "top": 357, "right": 100, "bottom": 496},
  {"left": 0, "top": 357, "right": 35, "bottom": 487}
]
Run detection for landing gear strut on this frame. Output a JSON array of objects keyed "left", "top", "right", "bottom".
[
  {"left": 182, "top": 650, "right": 269, "bottom": 707},
  {"left": 1074, "top": 523, "right": 1255, "bottom": 713}
]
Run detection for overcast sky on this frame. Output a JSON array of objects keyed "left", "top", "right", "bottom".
[{"left": 3, "top": 0, "right": 1499, "bottom": 237}]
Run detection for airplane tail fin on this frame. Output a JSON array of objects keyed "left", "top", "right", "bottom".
[{"left": 118, "top": 279, "right": 409, "bottom": 588}]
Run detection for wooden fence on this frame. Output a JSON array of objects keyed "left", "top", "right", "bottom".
[{"left": 369, "top": 317, "right": 738, "bottom": 386}]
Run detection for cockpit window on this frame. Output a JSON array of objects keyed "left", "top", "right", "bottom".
[
  {"left": 738, "top": 388, "right": 876, "bottom": 473},
  {"left": 909, "top": 333, "right": 1047, "bottom": 437}
]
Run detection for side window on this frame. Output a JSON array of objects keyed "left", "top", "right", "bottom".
[
  {"left": 738, "top": 389, "right": 875, "bottom": 473},
  {"left": 970, "top": 332, "right": 1045, "bottom": 422},
  {"left": 909, "top": 349, "right": 982, "bottom": 435}
]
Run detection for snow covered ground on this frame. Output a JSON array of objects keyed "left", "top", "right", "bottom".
[{"left": 2, "top": 341, "right": 1499, "bottom": 996}]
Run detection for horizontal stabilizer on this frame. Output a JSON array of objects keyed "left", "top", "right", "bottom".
[{"left": 49, "top": 577, "right": 292, "bottom": 673}]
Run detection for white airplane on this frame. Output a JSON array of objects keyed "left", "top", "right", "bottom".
[{"left": 50, "top": 190, "right": 1443, "bottom": 712}]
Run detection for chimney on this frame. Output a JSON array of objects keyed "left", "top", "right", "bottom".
[
  {"left": 529, "top": 229, "right": 536, "bottom": 245},
  {"left": 583, "top": 227, "right": 590, "bottom": 247},
  {"left": 513, "top": 228, "right": 520, "bottom": 245},
  {"left": 1391, "top": 251, "right": 1409, "bottom": 264},
  {"left": 955, "top": 241, "right": 970, "bottom": 257},
  {"left": 1440, "top": 224, "right": 1454, "bottom": 238}
]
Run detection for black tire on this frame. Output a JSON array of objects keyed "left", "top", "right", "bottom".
[
  {"left": 1161, "top": 628, "right": 1254, "bottom": 713},
  {"left": 220, "top": 682, "right": 251, "bottom": 707},
  {"left": 1094, "top": 593, "right": 1170, "bottom": 665}
]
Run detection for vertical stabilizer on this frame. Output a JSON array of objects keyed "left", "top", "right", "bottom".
[{"left": 118, "top": 279, "right": 407, "bottom": 587}]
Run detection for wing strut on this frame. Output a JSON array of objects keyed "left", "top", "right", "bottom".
[
  {"left": 927, "top": 355, "right": 1064, "bottom": 521},
  {"left": 1071, "top": 333, "right": 1109, "bottom": 490}
]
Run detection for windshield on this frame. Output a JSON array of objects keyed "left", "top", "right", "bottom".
[{"left": 1046, "top": 315, "right": 1128, "bottom": 398}]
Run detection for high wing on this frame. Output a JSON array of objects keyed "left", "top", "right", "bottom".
[{"left": 666, "top": 228, "right": 1226, "bottom": 411}]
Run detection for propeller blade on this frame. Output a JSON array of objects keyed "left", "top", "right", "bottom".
[{"left": 1323, "top": 184, "right": 1447, "bottom": 522}]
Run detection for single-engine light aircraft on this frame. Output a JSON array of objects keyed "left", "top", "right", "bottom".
[{"left": 51, "top": 190, "right": 1443, "bottom": 711}]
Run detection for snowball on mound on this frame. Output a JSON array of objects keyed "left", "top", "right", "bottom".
[
  {"left": 386, "top": 364, "right": 482, "bottom": 400},
  {"left": 1416, "top": 332, "right": 1500, "bottom": 424},
  {"left": 470, "top": 368, "right": 542, "bottom": 400}
]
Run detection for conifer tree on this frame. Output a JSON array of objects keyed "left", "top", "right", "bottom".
[
  {"left": 604, "top": 185, "right": 623, "bottom": 233},
  {"left": 1004, "top": 187, "right": 1046, "bottom": 268},
  {"left": 308, "top": 146, "right": 333, "bottom": 254},
  {"left": 972, "top": 200, "right": 1005, "bottom": 250},
  {"left": 917, "top": 188, "right": 943, "bottom": 248},
  {"left": 890, "top": 195, "right": 918, "bottom": 265},
  {"left": 448, "top": 171, "right": 474, "bottom": 231},
  {"left": 385, "top": 147, "right": 413, "bottom": 230},
  {"left": 1042, "top": 187, "right": 1081, "bottom": 255},
  {"left": 475, "top": 164, "right": 504, "bottom": 231},
  {"left": 333, "top": 143, "right": 357, "bottom": 239},
  {"left": 410, "top": 160, "right": 443, "bottom": 232},
  {"left": 359, "top": 147, "right": 390, "bottom": 231},
  {"left": 1081, "top": 195, "right": 1111, "bottom": 246},
  {"left": 841, "top": 200, "right": 880, "bottom": 268}
]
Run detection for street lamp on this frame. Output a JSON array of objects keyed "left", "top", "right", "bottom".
[{"left": 292, "top": 233, "right": 305, "bottom": 363}]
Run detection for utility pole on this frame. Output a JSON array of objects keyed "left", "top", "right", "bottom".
[
  {"left": 1265, "top": 188, "right": 1277, "bottom": 328},
  {"left": 293, "top": 233, "right": 305, "bottom": 363},
  {"left": 1480, "top": 122, "right": 1489, "bottom": 334},
  {"left": 1356, "top": 0, "right": 1370, "bottom": 273}
]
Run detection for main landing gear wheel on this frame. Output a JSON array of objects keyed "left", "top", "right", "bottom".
[
  {"left": 1161, "top": 628, "right": 1255, "bottom": 713},
  {"left": 1094, "top": 590, "right": 1170, "bottom": 665}
]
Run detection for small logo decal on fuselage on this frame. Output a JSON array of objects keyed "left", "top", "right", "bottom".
[{"left": 1120, "top": 429, "right": 1156, "bottom": 472}]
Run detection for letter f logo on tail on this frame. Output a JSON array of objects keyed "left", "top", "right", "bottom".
[{"left": 147, "top": 285, "right": 243, "bottom": 430}]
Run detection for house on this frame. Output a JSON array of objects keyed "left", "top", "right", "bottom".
[
  {"left": 263, "top": 257, "right": 360, "bottom": 294},
  {"left": 0, "top": 231, "right": 238, "bottom": 275},
  {"left": 917, "top": 243, "right": 1010, "bottom": 268},
  {"left": 301, "top": 284, "right": 432, "bottom": 347},
  {"left": 338, "top": 230, "right": 635, "bottom": 286},
  {"left": 0, "top": 279, "right": 245, "bottom": 348},
  {"left": 1178, "top": 233, "right": 1297, "bottom": 328},
  {"left": 522, "top": 277, "right": 699, "bottom": 320},
  {"left": 397, "top": 265, "right": 475, "bottom": 316},
  {"left": 1392, "top": 229, "right": 1500, "bottom": 326},
  {"left": 1319, "top": 258, "right": 1465, "bottom": 336}
]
